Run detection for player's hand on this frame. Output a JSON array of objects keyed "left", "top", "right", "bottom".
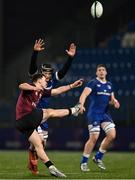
[
  {"left": 66, "top": 43, "right": 76, "bottom": 57},
  {"left": 114, "top": 99, "right": 120, "bottom": 109},
  {"left": 34, "top": 39, "right": 45, "bottom": 51},
  {"left": 79, "top": 104, "right": 85, "bottom": 114},
  {"left": 70, "top": 79, "right": 84, "bottom": 88}
]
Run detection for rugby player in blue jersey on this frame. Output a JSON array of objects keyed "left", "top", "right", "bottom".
[
  {"left": 79, "top": 64, "right": 120, "bottom": 172},
  {"left": 28, "top": 39, "right": 77, "bottom": 174}
]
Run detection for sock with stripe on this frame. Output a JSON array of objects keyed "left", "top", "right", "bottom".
[
  {"left": 95, "top": 149, "right": 106, "bottom": 160},
  {"left": 81, "top": 153, "right": 90, "bottom": 164}
]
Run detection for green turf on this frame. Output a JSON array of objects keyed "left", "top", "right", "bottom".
[{"left": 0, "top": 151, "right": 135, "bottom": 179}]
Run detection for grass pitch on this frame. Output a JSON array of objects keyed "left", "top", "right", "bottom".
[{"left": 0, "top": 151, "right": 135, "bottom": 179}]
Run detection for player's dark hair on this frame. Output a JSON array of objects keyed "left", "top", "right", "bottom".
[
  {"left": 32, "top": 73, "right": 44, "bottom": 83},
  {"left": 41, "top": 63, "right": 54, "bottom": 73},
  {"left": 96, "top": 64, "right": 107, "bottom": 70}
]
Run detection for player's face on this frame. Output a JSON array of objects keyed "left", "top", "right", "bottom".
[
  {"left": 42, "top": 71, "right": 52, "bottom": 82},
  {"left": 38, "top": 76, "right": 47, "bottom": 89},
  {"left": 96, "top": 67, "right": 107, "bottom": 80}
]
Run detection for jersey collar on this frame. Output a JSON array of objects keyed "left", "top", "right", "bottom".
[{"left": 96, "top": 77, "right": 107, "bottom": 84}]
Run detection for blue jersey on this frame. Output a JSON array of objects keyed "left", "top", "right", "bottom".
[
  {"left": 37, "top": 72, "right": 59, "bottom": 130},
  {"left": 86, "top": 78, "right": 113, "bottom": 124},
  {"left": 37, "top": 72, "right": 58, "bottom": 109}
]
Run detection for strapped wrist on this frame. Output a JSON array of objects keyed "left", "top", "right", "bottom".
[{"left": 69, "top": 84, "right": 73, "bottom": 89}]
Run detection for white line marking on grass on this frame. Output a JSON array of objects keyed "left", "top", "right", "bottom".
[{"left": 65, "top": 172, "right": 83, "bottom": 174}]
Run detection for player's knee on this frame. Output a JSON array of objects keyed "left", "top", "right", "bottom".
[
  {"left": 35, "top": 142, "right": 44, "bottom": 151},
  {"left": 34, "top": 137, "right": 44, "bottom": 149},
  {"left": 106, "top": 129, "right": 116, "bottom": 141},
  {"left": 110, "top": 131, "right": 116, "bottom": 140},
  {"left": 90, "top": 135, "right": 99, "bottom": 144},
  {"left": 103, "top": 122, "right": 115, "bottom": 134},
  {"left": 45, "top": 108, "right": 55, "bottom": 118}
]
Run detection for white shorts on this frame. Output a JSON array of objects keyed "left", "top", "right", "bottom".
[
  {"left": 37, "top": 126, "right": 48, "bottom": 141},
  {"left": 88, "top": 122, "right": 115, "bottom": 134}
]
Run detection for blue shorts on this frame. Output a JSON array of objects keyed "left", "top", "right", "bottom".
[
  {"left": 87, "top": 112, "right": 113, "bottom": 126},
  {"left": 36, "top": 107, "right": 49, "bottom": 131},
  {"left": 39, "top": 121, "right": 49, "bottom": 131}
]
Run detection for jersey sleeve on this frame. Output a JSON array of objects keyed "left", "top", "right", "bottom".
[
  {"left": 110, "top": 83, "right": 114, "bottom": 93},
  {"left": 51, "top": 72, "right": 59, "bottom": 85},
  {"left": 57, "top": 56, "right": 74, "bottom": 80},
  {"left": 86, "top": 79, "right": 96, "bottom": 90},
  {"left": 28, "top": 51, "right": 38, "bottom": 77}
]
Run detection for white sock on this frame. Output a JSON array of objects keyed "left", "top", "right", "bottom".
[
  {"left": 99, "top": 148, "right": 106, "bottom": 153},
  {"left": 70, "top": 107, "right": 76, "bottom": 114},
  {"left": 83, "top": 153, "right": 90, "bottom": 158}
]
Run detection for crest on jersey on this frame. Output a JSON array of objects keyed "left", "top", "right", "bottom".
[
  {"left": 93, "top": 121, "right": 98, "bottom": 126},
  {"left": 97, "top": 84, "right": 101, "bottom": 87},
  {"left": 107, "top": 85, "right": 111, "bottom": 89}
]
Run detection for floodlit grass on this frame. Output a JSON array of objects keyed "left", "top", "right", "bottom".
[{"left": 0, "top": 151, "right": 135, "bottom": 179}]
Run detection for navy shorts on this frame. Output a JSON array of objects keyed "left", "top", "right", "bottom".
[{"left": 87, "top": 112, "right": 113, "bottom": 126}]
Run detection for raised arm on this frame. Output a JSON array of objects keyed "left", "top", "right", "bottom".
[
  {"left": 51, "top": 79, "right": 83, "bottom": 96},
  {"left": 29, "top": 39, "right": 45, "bottom": 76},
  {"left": 57, "top": 43, "right": 76, "bottom": 80},
  {"left": 79, "top": 87, "right": 92, "bottom": 114}
]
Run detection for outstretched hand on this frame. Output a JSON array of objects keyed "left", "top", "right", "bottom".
[
  {"left": 66, "top": 43, "right": 76, "bottom": 57},
  {"left": 70, "top": 79, "right": 84, "bottom": 88},
  {"left": 34, "top": 39, "right": 45, "bottom": 51}
]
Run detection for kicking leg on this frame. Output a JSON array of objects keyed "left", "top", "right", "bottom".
[{"left": 42, "top": 103, "right": 81, "bottom": 122}]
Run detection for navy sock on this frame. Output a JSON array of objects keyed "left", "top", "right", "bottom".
[
  {"left": 95, "top": 151, "right": 104, "bottom": 160},
  {"left": 81, "top": 155, "right": 89, "bottom": 164}
]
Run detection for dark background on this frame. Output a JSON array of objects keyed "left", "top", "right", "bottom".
[{"left": 0, "top": 0, "right": 135, "bottom": 150}]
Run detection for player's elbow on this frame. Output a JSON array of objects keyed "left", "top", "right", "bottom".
[
  {"left": 19, "top": 84, "right": 23, "bottom": 89},
  {"left": 19, "top": 83, "right": 27, "bottom": 90}
]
